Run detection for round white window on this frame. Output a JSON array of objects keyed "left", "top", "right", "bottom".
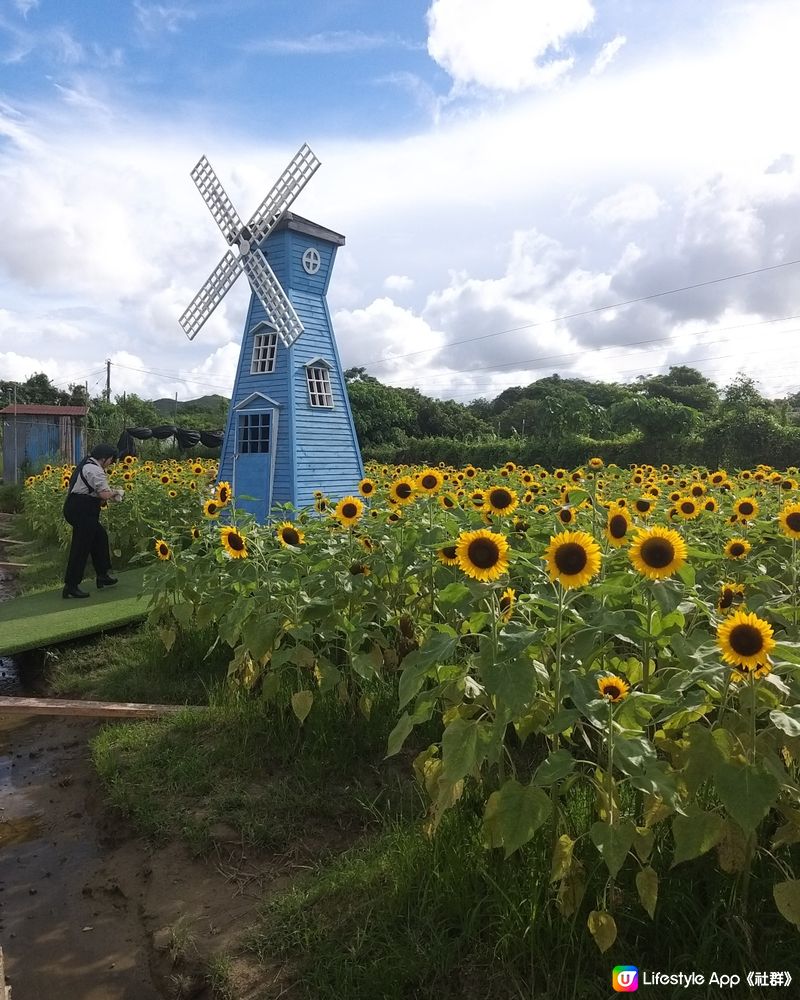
[{"left": 302, "top": 247, "right": 321, "bottom": 274}]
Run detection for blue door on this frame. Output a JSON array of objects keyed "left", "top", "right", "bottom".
[{"left": 232, "top": 409, "right": 276, "bottom": 520}]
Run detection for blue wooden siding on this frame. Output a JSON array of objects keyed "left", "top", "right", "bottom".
[{"left": 217, "top": 218, "right": 363, "bottom": 518}]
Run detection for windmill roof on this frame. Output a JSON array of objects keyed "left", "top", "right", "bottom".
[
  {"left": 275, "top": 212, "right": 346, "bottom": 246},
  {"left": 0, "top": 404, "right": 88, "bottom": 416}
]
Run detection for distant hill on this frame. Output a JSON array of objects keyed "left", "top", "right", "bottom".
[{"left": 151, "top": 394, "right": 229, "bottom": 415}]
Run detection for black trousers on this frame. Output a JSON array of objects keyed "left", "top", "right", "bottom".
[{"left": 63, "top": 494, "right": 112, "bottom": 587}]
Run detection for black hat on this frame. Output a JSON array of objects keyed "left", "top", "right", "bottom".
[{"left": 90, "top": 443, "right": 119, "bottom": 462}]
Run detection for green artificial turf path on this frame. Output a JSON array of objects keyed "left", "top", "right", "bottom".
[{"left": 0, "top": 568, "right": 150, "bottom": 655}]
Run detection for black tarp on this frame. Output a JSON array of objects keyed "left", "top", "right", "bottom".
[{"left": 117, "top": 425, "right": 223, "bottom": 458}]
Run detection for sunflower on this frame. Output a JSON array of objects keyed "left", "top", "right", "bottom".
[
  {"left": 724, "top": 537, "right": 751, "bottom": 560},
  {"left": 387, "top": 510, "right": 402, "bottom": 524},
  {"left": 606, "top": 507, "right": 632, "bottom": 547},
  {"left": 358, "top": 477, "right": 376, "bottom": 498},
  {"left": 675, "top": 496, "right": 700, "bottom": 520},
  {"left": 389, "top": 477, "right": 416, "bottom": 505},
  {"left": 314, "top": 497, "right": 330, "bottom": 514},
  {"left": 717, "top": 610, "right": 775, "bottom": 670},
  {"left": 455, "top": 528, "right": 510, "bottom": 582},
  {"left": 358, "top": 535, "right": 375, "bottom": 553},
  {"left": 779, "top": 502, "right": 800, "bottom": 539},
  {"left": 190, "top": 526, "right": 200, "bottom": 541},
  {"left": 690, "top": 483, "right": 706, "bottom": 498},
  {"left": 216, "top": 481, "right": 232, "bottom": 505},
  {"left": 335, "top": 496, "right": 364, "bottom": 527},
  {"left": 416, "top": 468, "right": 444, "bottom": 494},
  {"left": 633, "top": 497, "right": 654, "bottom": 517},
  {"left": 221, "top": 526, "right": 248, "bottom": 559},
  {"left": 597, "top": 675, "right": 630, "bottom": 702},
  {"left": 498, "top": 587, "right": 516, "bottom": 623},
  {"left": 439, "top": 492, "right": 458, "bottom": 510},
  {"left": 485, "top": 485, "right": 518, "bottom": 516},
  {"left": 167, "top": 489, "right": 177, "bottom": 499},
  {"left": 155, "top": 539, "right": 171, "bottom": 560},
  {"left": 588, "top": 457, "right": 604, "bottom": 470},
  {"left": 463, "top": 464, "right": 477, "bottom": 479},
  {"left": 557, "top": 506, "right": 576, "bottom": 526},
  {"left": 717, "top": 582, "right": 745, "bottom": 615},
  {"left": 733, "top": 497, "right": 759, "bottom": 521},
  {"left": 543, "top": 531, "right": 602, "bottom": 589},
  {"left": 192, "top": 463, "right": 204, "bottom": 475},
  {"left": 276, "top": 521, "right": 305, "bottom": 547},
  {"left": 629, "top": 525, "right": 687, "bottom": 580},
  {"left": 704, "top": 497, "right": 719, "bottom": 513},
  {"left": 202, "top": 498, "right": 221, "bottom": 519},
  {"left": 349, "top": 562, "right": 370, "bottom": 576},
  {"left": 160, "top": 473, "right": 171, "bottom": 485}
]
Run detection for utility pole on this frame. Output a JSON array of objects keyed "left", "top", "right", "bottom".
[
  {"left": 175, "top": 392, "right": 178, "bottom": 423},
  {"left": 105, "top": 359, "right": 111, "bottom": 403}
]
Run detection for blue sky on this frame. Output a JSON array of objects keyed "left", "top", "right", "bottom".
[{"left": 1, "top": 0, "right": 799, "bottom": 404}]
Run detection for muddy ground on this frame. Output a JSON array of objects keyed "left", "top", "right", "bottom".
[{"left": 0, "top": 674, "right": 278, "bottom": 1000}]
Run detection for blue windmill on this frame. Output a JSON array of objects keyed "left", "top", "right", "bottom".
[{"left": 180, "top": 144, "right": 364, "bottom": 521}]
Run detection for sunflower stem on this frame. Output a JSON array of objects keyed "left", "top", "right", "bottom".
[
  {"left": 553, "top": 583, "right": 565, "bottom": 750},
  {"left": 606, "top": 697, "right": 615, "bottom": 828},
  {"left": 792, "top": 539, "right": 797, "bottom": 631},
  {"left": 642, "top": 585, "right": 653, "bottom": 694}
]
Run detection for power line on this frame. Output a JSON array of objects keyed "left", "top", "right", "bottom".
[
  {"left": 362, "top": 257, "right": 800, "bottom": 369},
  {"left": 377, "top": 312, "right": 800, "bottom": 388},
  {"left": 110, "top": 361, "right": 233, "bottom": 393}
]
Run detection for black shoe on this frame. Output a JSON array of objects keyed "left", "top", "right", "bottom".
[
  {"left": 63, "top": 585, "right": 90, "bottom": 599},
  {"left": 96, "top": 575, "right": 118, "bottom": 589}
]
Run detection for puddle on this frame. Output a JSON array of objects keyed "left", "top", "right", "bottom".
[
  {"left": 0, "top": 814, "right": 42, "bottom": 848},
  {"left": 1, "top": 654, "right": 23, "bottom": 695}
]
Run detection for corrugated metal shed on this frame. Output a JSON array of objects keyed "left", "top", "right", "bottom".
[{"left": 0, "top": 404, "right": 88, "bottom": 483}]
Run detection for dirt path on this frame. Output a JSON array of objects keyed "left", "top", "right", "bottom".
[
  {"left": 0, "top": 713, "right": 162, "bottom": 999},
  {"left": 0, "top": 708, "right": 268, "bottom": 1000}
]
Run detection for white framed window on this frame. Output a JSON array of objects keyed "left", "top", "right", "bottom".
[
  {"left": 306, "top": 362, "right": 334, "bottom": 408},
  {"left": 251, "top": 331, "right": 277, "bottom": 374}
]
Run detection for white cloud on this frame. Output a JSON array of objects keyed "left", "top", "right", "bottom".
[
  {"left": 590, "top": 183, "right": 663, "bottom": 226},
  {"left": 13, "top": 0, "right": 39, "bottom": 17},
  {"left": 426, "top": 0, "right": 595, "bottom": 91},
  {"left": 134, "top": 2, "right": 195, "bottom": 36},
  {"left": 244, "top": 31, "right": 395, "bottom": 55},
  {"left": 590, "top": 34, "right": 626, "bottom": 76},
  {"left": 383, "top": 274, "right": 414, "bottom": 292}
]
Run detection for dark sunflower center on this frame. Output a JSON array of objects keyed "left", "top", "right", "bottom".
[
  {"left": 640, "top": 537, "right": 675, "bottom": 568},
  {"left": 208, "top": 503, "right": 218, "bottom": 513},
  {"left": 554, "top": 542, "right": 588, "bottom": 575},
  {"left": 786, "top": 513, "right": 800, "bottom": 531},
  {"left": 604, "top": 684, "right": 622, "bottom": 700},
  {"left": 705, "top": 500, "right": 715, "bottom": 510},
  {"left": 159, "top": 544, "right": 169, "bottom": 555},
  {"left": 350, "top": 562, "right": 367, "bottom": 575},
  {"left": 738, "top": 501, "right": 754, "bottom": 516},
  {"left": 499, "top": 595, "right": 512, "bottom": 613},
  {"left": 442, "top": 545, "right": 457, "bottom": 560},
  {"left": 443, "top": 496, "right": 454, "bottom": 507},
  {"left": 467, "top": 538, "right": 501, "bottom": 569},
  {"left": 490, "top": 488, "right": 513, "bottom": 509},
  {"left": 719, "top": 589, "right": 734, "bottom": 609},
  {"left": 421, "top": 474, "right": 438, "bottom": 489},
  {"left": 680, "top": 501, "right": 695, "bottom": 514},
  {"left": 729, "top": 623, "right": 764, "bottom": 656},
  {"left": 228, "top": 532, "right": 244, "bottom": 551},
  {"left": 636, "top": 500, "right": 650, "bottom": 512},
  {"left": 220, "top": 488, "right": 229, "bottom": 501},
  {"left": 609, "top": 514, "right": 628, "bottom": 538},
  {"left": 691, "top": 485, "right": 704, "bottom": 496},
  {"left": 342, "top": 502, "right": 358, "bottom": 518},
  {"left": 729, "top": 543, "right": 745, "bottom": 557},
  {"left": 362, "top": 482, "right": 374, "bottom": 494},
  {"left": 783, "top": 481, "right": 793, "bottom": 490},
  {"left": 396, "top": 483, "right": 412, "bottom": 499}
]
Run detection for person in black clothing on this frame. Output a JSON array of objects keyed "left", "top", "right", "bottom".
[{"left": 62, "top": 443, "right": 124, "bottom": 598}]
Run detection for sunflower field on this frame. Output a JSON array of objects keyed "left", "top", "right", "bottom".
[{"left": 22, "top": 456, "right": 800, "bottom": 950}]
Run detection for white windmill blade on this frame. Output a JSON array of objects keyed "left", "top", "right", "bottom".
[
  {"left": 179, "top": 248, "right": 244, "bottom": 340},
  {"left": 246, "top": 143, "right": 321, "bottom": 245},
  {"left": 190, "top": 155, "right": 244, "bottom": 246},
  {"left": 242, "top": 247, "right": 305, "bottom": 348}
]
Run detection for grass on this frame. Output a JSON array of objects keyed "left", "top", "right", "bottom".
[
  {"left": 248, "top": 796, "right": 799, "bottom": 1000},
  {"left": 91, "top": 687, "right": 421, "bottom": 855},
  {"left": 46, "top": 622, "right": 228, "bottom": 704}
]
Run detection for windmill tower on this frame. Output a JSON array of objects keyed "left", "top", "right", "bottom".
[{"left": 180, "top": 145, "right": 364, "bottom": 521}]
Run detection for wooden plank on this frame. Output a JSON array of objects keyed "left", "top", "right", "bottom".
[
  {"left": 0, "top": 945, "right": 9, "bottom": 1000},
  {"left": 0, "top": 538, "right": 30, "bottom": 545},
  {"left": 0, "top": 563, "right": 29, "bottom": 570},
  {"left": 0, "top": 696, "right": 205, "bottom": 719}
]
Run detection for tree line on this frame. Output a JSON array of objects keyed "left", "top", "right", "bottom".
[{"left": 4, "top": 366, "right": 800, "bottom": 470}]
